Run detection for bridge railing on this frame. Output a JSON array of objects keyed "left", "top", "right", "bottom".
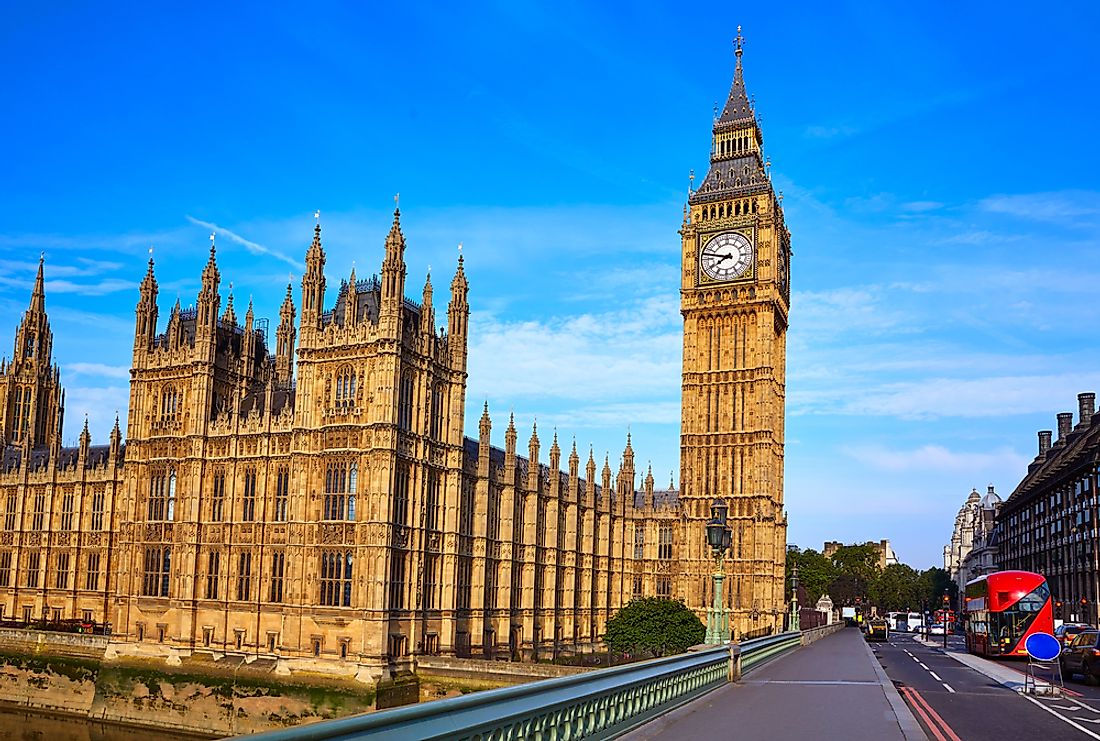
[{"left": 245, "top": 632, "right": 803, "bottom": 741}]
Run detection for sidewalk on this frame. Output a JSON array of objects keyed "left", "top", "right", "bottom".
[{"left": 620, "top": 627, "right": 926, "bottom": 740}]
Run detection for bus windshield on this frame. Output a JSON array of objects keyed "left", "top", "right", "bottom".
[{"left": 992, "top": 581, "right": 1050, "bottom": 650}]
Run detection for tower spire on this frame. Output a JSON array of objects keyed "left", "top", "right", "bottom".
[{"left": 29, "top": 254, "right": 46, "bottom": 314}]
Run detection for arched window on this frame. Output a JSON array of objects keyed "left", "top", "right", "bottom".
[
  {"left": 147, "top": 469, "right": 176, "bottom": 521},
  {"left": 334, "top": 365, "right": 356, "bottom": 410},
  {"left": 398, "top": 373, "right": 414, "bottom": 431},
  {"left": 323, "top": 461, "right": 357, "bottom": 521},
  {"left": 159, "top": 385, "right": 179, "bottom": 423},
  {"left": 429, "top": 385, "right": 444, "bottom": 439}
]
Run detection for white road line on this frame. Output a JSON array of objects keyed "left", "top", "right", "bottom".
[
  {"left": 930, "top": 671, "right": 942, "bottom": 681},
  {"left": 943, "top": 683, "right": 956, "bottom": 693},
  {"left": 919, "top": 663, "right": 930, "bottom": 670},
  {"left": 911, "top": 655, "right": 921, "bottom": 662},
  {"left": 1021, "top": 693, "right": 1100, "bottom": 739}
]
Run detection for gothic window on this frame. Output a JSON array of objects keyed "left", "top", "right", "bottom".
[
  {"left": 55, "top": 553, "right": 69, "bottom": 589},
  {"left": 429, "top": 384, "right": 444, "bottom": 439},
  {"left": 91, "top": 490, "right": 104, "bottom": 530},
  {"left": 634, "top": 524, "right": 645, "bottom": 560},
  {"left": 141, "top": 547, "right": 171, "bottom": 597},
  {"left": 0, "top": 551, "right": 10, "bottom": 587},
  {"left": 242, "top": 468, "right": 256, "bottom": 521},
  {"left": 61, "top": 491, "right": 74, "bottom": 530},
  {"left": 269, "top": 551, "right": 285, "bottom": 603},
  {"left": 13, "top": 387, "right": 31, "bottom": 442},
  {"left": 423, "top": 554, "right": 439, "bottom": 610},
  {"left": 426, "top": 471, "right": 440, "bottom": 531},
  {"left": 334, "top": 365, "right": 357, "bottom": 410},
  {"left": 147, "top": 470, "right": 175, "bottom": 521},
  {"left": 274, "top": 466, "right": 289, "bottom": 522},
  {"left": 658, "top": 523, "right": 673, "bottom": 560},
  {"left": 323, "top": 461, "right": 356, "bottom": 521},
  {"left": 85, "top": 553, "right": 100, "bottom": 591},
  {"left": 319, "top": 551, "right": 353, "bottom": 607},
  {"left": 25, "top": 551, "right": 40, "bottom": 588},
  {"left": 205, "top": 551, "right": 220, "bottom": 600},
  {"left": 398, "top": 373, "right": 414, "bottom": 431},
  {"left": 657, "top": 576, "right": 671, "bottom": 598},
  {"left": 23, "top": 333, "right": 34, "bottom": 358},
  {"left": 32, "top": 492, "right": 45, "bottom": 530},
  {"left": 159, "top": 385, "right": 180, "bottom": 423},
  {"left": 211, "top": 471, "right": 225, "bottom": 522},
  {"left": 4, "top": 493, "right": 16, "bottom": 530},
  {"left": 237, "top": 551, "right": 252, "bottom": 601},
  {"left": 388, "top": 552, "right": 406, "bottom": 610},
  {"left": 393, "top": 464, "right": 410, "bottom": 526},
  {"left": 633, "top": 575, "right": 642, "bottom": 597}
]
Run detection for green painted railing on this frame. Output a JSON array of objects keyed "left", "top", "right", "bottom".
[{"left": 244, "top": 632, "right": 803, "bottom": 741}]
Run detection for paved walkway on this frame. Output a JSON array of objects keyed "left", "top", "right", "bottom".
[{"left": 621, "top": 627, "right": 926, "bottom": 740}]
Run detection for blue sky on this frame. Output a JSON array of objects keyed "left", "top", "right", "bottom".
[{"left": 1, "top": 2, "right": 1098, "bottom": 568}]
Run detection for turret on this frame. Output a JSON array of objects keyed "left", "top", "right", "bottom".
[
  {"left": 78, "top": 415, "right": 90, "bottom": 461},
  {"left": 644, "top": 464, "right": 655, "bottom": 508},
  {"left": 478, "top": 402, "right": 491, "bottom": 478},
  {"left": 274, "top": 283, "right": 296, "bottom": 387},
  {"left": 379, "top": 205, "right": 407, "bottom": 334},
  {"left": 196, "top": 240, "right": 221, "bottom": 336},
  {"left": 447, "top": 249, "right": 469, "bottom": 369},
  {"left": 527, "top": 421, "right": 540, "bottom": 492},
  {"left": 134, "top": 256, "right": 159, "bottom": 354},
  {"left": 109, "top": 414, "right": 122, "bottom": 462},
  {"left": 420, "top": 270, "right": 435, "bottom": 341},
  {"left": 549, "top": 430, "right": 561, "bottom": 475},
  {"left": 586, "top": 447, "right": 597, "bottom": 506},
  {"left": 241, "top": 298, "right": 256, "bottom": 383},
  {"left": 300, "top": 222, "right": 327, "bottom": 331},
  {"left": 346, "top": 266, "right": 359, "bottom": 327}
]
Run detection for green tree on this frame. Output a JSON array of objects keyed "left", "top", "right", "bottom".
[
  {"left": 828, "top": 544, "right": 882, "bottom": 607},
  {"left": 603, "top": 598, "right": 706, "bottom": 657},
  {"left": 785, "top": 548, "right": 836, "bottom": 604},
  {"left": 870, "top": 564, "right": 921, "bottom": 612}
]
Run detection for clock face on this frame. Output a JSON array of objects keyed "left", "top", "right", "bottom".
[{"left": 700, "top": 231, "right": 753, "bottom": 282}]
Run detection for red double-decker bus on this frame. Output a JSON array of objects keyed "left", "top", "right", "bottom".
[{"left": 964, "top": 570, "right": 1054, "bottom": 657}]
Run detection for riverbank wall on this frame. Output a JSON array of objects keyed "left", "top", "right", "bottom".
[{"left": 0, "top": 629, "right": 540, "bottom": 737}]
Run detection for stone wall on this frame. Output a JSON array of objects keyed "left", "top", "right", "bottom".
[
  {"left": 416, "top": 655, "right": 591, "bottom": 685},
  {"left": 800, "top": 622, "right": 845, "bottom": 645}
]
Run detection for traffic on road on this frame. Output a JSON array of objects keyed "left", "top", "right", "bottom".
[{"left": 872, "top": 630, "right": 1100, "bottom": 740}]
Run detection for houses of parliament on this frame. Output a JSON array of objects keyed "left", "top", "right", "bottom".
[{"left": 0, "top": 37, "right": 790, "bottom": 681}]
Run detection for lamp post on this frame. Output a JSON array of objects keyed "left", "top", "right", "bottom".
[
  {"left": 789, "top": 564, "right": 801, "bottom": 632},
  {"left": 705, "top": 499, "right": 733, "bottom": 644}
]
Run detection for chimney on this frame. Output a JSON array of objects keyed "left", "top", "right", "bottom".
[
  {"left": 1038, "top": 430, "right": 1052, "bottom": 456},
  {"left": 1057, "top": 412, "right": 1073, "bottom": 442},
  {"left": 1079, "top": 392, "right": 1096, "bottom": 428}
]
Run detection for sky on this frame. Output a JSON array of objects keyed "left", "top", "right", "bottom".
[{"left": 0, "top": 2, "right": 1098, "bottom": 569}]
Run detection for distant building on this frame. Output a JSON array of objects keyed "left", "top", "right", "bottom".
[
  {"left": 944, "top": 486, "right": 1002, "bottom": 595},
  {"left": 998, "top": 393, "right": 1100, "bottom": 623},
  {"left": 823, "top": 539, "right": 898, "bottom": 569}
]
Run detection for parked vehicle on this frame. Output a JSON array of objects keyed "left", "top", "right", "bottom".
[
  {"left": 927, "top": 623, "right": 946, "bottom": 636},
  {"left": 1055, "top": 623, "right": 1094, "bottom": 647},
  {"left": 1060, "top": 630, "right": 1100, "bottom": 684}
]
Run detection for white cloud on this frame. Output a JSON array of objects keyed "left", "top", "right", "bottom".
[
  {"left": 979, "top": 190, "right": 1100, "bottom": 225},
  {"left": 66, "top": 363, "right": 130, "bottom": 380},
  {"left": 186, "top": 216, "right": 302, "bottom": 270},
  {"left": 840, "top": 443, "right": 1028, "bottom": 473}
]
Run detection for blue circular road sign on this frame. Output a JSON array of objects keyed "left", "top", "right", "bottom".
[{"left": 1025, "top": 632, "right": 1061, "bottom": 662}]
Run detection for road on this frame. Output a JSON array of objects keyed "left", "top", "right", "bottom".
[{"left": 874, "top": 631, "right": 1100, "bottom": 739}]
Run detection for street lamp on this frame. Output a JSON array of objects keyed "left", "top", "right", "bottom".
[
  {"left": 789, "top": 564, "right": 801, "bottom": 632},
  {"left": 705, "top": 499, "right": 733, "bottom": 644}
]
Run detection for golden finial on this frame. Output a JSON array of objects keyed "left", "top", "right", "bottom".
[{"left": 735, "top": 25, "right": 744, "bottom": 58}]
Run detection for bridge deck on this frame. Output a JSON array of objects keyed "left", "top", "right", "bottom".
[{"left": 620, "top": 627, "right": 926, "bottom": 740}]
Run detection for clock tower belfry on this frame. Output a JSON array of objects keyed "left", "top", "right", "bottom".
[{"left": 680, "top": 29, "right": 791, "bottom": 638}]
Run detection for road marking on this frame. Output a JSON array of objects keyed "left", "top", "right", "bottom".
[
  {"left": 942, "top": 683, "right": 955, "bottom": 693},
  {"left": 902, "top": 685, "right": 963, "bottom": 741},
  {"left": 930, "top": 671, "right": 942, "bottom": 681},
  {"left": 900, "top": 687, "right": 949, "bottom": 741},
  {"left": 919, "top": 662, "right": 930, "bottom": 670},
  {"left": 1021, "top": 693, "right": 1100, "bottom": 739}
]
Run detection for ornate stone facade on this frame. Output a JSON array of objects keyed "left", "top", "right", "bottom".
[
  {"left": 0, "top": 38, "right": 787, "bottom": 674},
  {"left": 677, "top": 31, "right": 790, "bottom": 638}
]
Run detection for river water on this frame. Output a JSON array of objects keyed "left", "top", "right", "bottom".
[{"left": 0, "top": 707, "right": 218, "bottom": 741}]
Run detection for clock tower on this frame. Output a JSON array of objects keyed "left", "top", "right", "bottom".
[{"left": 680, "top": 29, "right": 790, "bottom": 638}]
